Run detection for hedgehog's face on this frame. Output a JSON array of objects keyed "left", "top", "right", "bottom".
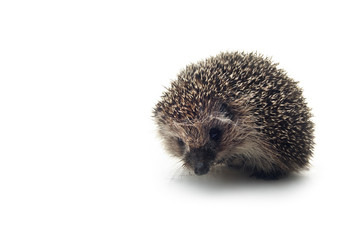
[
  {"left": 178, "top": 125, "right": 225, "bottom": 175},
  {"left": 156, "top": 106, "right": 242, "bottom": 175},
  {"left": 155, "top": 101, "right": 256, "bottom": 176},
  {"left": 161, "top": 123, "right": 226, "bottom": 175}
]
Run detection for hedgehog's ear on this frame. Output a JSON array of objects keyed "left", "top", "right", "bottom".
[{"left": 219, "top": 103, "right": 234, "bottom": 120}]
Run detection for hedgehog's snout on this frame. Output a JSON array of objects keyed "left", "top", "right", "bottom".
[
  {"left": 186, "top": 147, "right": 215, "bottom": 176},
  {"left": 194, "top": 162, "right": 209, "bottom": 175}
]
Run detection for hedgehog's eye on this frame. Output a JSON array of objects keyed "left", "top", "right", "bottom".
[
  {"left": 220, "top": 103, "right": 233, "bottom": 119},
  {"left": 177, "top": 138, "right": 185, "bottom": 147},
  {"left": 209, "top": 128, "right": 222, "bottom": 141}
]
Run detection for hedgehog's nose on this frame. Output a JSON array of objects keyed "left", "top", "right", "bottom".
[{"left": 194, "top": 162, "right": 209, "bottom": 175}]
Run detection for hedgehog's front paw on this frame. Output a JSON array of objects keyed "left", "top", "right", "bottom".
[
  {"left": 227, "top": 163, "right": 242, "bottom": 170},
  {"left": 250, "top": 169, "right": 286, "bottom": 180}
]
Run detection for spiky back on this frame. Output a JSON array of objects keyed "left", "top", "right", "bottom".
[{"left": 154, "top": 52, "right": 314, "bottom": 169}]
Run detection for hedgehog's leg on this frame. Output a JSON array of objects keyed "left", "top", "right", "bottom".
[
  {"left": 226, "top": 155, "right": 247, "bottom": 170},
  {"left": 249, "top": 164, "right": 287, "bottom": 180},
  {"left": 227, "top": 163, "right": 242, "bottom": 170},
  {"left": 250, "top": 169, "right": 285, "bottom": 180}
]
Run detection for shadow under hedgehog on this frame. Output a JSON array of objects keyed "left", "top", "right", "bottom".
[{"left": 153, "top": 52, "right": 314, "bottom": 180}]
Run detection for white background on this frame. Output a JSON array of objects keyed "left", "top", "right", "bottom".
[{"left": 1, "top": 0, "right": 360, "bottom": 239}]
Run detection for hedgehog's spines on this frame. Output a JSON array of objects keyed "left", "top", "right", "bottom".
[{"left": 154, "top": 51, "right": 314, "bottom": 178}]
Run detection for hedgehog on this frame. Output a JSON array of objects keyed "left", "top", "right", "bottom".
[{"left": 153, "top": 52, "right": 314, "bottom": 180}]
